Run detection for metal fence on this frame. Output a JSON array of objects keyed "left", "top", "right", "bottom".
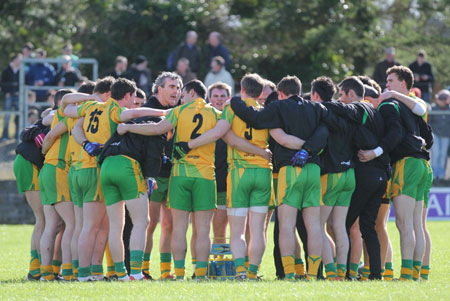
[{"left": 0, "top": 58, "right": 98, "bottom": 136}]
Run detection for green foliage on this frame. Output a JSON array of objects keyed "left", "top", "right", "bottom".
[{"left": 0, "top": 0, "right": 448, "bottom": 91}]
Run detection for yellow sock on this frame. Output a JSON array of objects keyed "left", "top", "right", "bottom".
[
  {"left": 399, "top": 260, "right": 413, "bottom": 281},
  {"left": 281, "top": 255, "right": 295, "bottom": 279},
  {"left": 420, "top": 265, "right": 430, "bottom": 281},
  {"left": 234, "top": 258, "right": 246, "bottom": 274},
  {"left": 142, "top": 253, "right": 150, "bottom": 275},
  {"left": 29, "top": 250, "right": 41, "bottom": 278},
  {"left": 160, "top": 253, "right": 172, "bottom": 278},
  {"left": 61, "top": 263, "right": 73, "bottom": 280},
  {"left": 52, "top": 260, "right": 62, "bottom": 274},
  {"left": 247, "top": 264, "right": 258, "bottom": 280},
  {"left": 174, "top": 260, "right": 185, "bottom": 280},
  {"left": 412, "top": 261, "right": 422, "bottom": 281},
  {"left": 41, "top": 265, "right": 55, "bottom": 280},
  {"left": 294, "top": 258, "right": 305, "bottom": 276},
  {"left": 383, "top": 262, "right": 393, "bottom": 281},
  {"left": 244, "top": 256, "right": 249, "bottom": 269},
  {"left": 105, "top": 243, "right": 115, "bottom": 277},
  {"left": 361, "top": 266, "right": 370, "bottom": 281},
  {"left": 195, "top": 261, "right": 208, "bottom": 278},
  {"left": 307, "top": 255, "right": 322, "bottom": 280}
]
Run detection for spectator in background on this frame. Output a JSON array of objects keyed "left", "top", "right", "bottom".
[
  {"left": 172, "top": 31, "right": 201, "bottom": 75},
  {"left": 26, "top": 48, "right": 55, "bottom": 102},
  {"left": 55, "top": 55, "right": 83, "bottom": 87},
  {"left": 207, "top": 32, "right": 231, "bottom": 71},
  {"left": 409, "top": 50, "right": 434, "bottom": 103},
  {"left": 176, "top": 58, "right": 196, "bottom": 85},
  {"left": 27, "top": 108, "right": 39, "bottom": 125},
  {"left": 204, "top": 56, "right": 234, "bottom": 95},
  {"left": 124, "top": 55, "right": 152, "bottom": 97},
  {"left": 22, "top": 42, "right": 34, "bottom": 73},
  {"left": 109, "top": 56, "right": 128, "bottom": 78},
  {"left": 257, "top": 80, "right": 276, "bottom": 106},
  {"left": 429, "top": 90, "right": 450, "bottom": 183},
  {"left": 57, "top": 43, "right": 79, "bottom": 68},
  {"left": 373, "top": 47, "right": 400, "bottom": 91},
  {"left": 1, "top": 53, "right": 22, "bottom": 140}
]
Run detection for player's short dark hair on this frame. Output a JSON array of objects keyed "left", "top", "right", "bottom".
[
  {"left": 338, "top": 76, "right": 364, "bottom": 98},
  {"left": 54, "top": 89, "right": 75, "bottom": 108},
  {"left": 241, "top": 73, "right": 264, "bottom": 98},
  {"left": 265, "top": 91, "right": 278, "bottom": 106},
  {"left": 212, "top": 56, "right": 225, "bottom": 67},
  {"left": 136, "top": 88, "right": 146, "bottom": 99},
  {"left": 77, "top": 81, "right": 95, "bottom": 94},
  {"left": 311, "top": 76, "right": 336, "bottom": 102},
  {"left": 111, "top": 78, "right": 137, "bottom": 100},
  {"left": 277, "top": 75, "right": 302, "bottom": 97},
  {"left": 386, "top": 65, "right": 414, "bottom": 90},
  {"left": 357, "top": 75, "right": 381, "bottom": 96},
  {"left": 208, "top": 82, "right": 231, "bottom": 99},
  {"left": 94, "top": 76, "right": 115, "bottom": 94},
  {"left": 183, "top": 80, "right": 207, "bottom": 99}
]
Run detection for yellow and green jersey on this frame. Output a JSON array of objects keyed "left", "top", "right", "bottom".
[
  {"left": 44, "top": 108, "right": 70, "bottom": 170},
  {"left": 75, "top": 97, "right": 125, "bottom": 169},
  {"left": 167, "top": 98, "right": 221, "bottom": 180},
  {"left": 221, "top": 98, "right": 271, "bottom": 169},
  {"left": 66, "top": 117, "right": 81, "bottom": 167}
]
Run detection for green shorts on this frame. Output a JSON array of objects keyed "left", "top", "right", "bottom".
[
  {"left": 269, "top": 174, "right": 279, "bottom": 210},
  {"left": 13, "top": 154, "right": 40, "bottom": 193},
  {"left": 217, "top": 191, "right": 227, "bottom": 207},
  {"left": 39, "top": 164, "right": 71, "bottom": 205},
  {"left": 320, "top": 169, "right": 355, "bottom": 207},
  {"left": 150, "top": 176, "right": 169, "bottom": 203},
  {"left": 278, "top": 164, "right": 321, "bottom": 210},
  {"left": 391, "top": 157, "right": 428, "bottom": 201},
  {"left": 72, "top": 167, "right": 103, "bottom": 205},
  {"left": 100, "top": 155, "right": 148, "bottom": 207},
  {"left": 423, "top": 161, "right": 433, "bottom": 208},
  {"left": 68, "top": 166, "right": 81, "bottom": 208},
  {"left": 226, "top": 168, "right": 272, "bottom": 208},
  {"left": 168, "top": 176, "right": 216, "bottom": 212}
]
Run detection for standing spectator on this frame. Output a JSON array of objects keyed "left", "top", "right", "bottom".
[
  {"left": 207, "top": 32, "right": 231, "bottom": 71},
  {"left": 57, "top": 43, "right": 79, "bottom": 68},
  {"left": 1, "top": 53, "right": 22, "bottom": 140},
  {"left": 22, "top": 42, "right": 34, "bottom": 74},
  {"left": 25, "top": 49, "right": 55, "bottom": 102},
  {"left": 108, "top": 56, "right": 128, "bottom": 78},
  {"left": 172, "top": 31, "right": 201, "bottom": 74},
  {"left": 429, "top": 90, "right": 450, "bottom": 182},
  {"left": 409, "top": 50, "right": 434, "bottom": 103},
  {"left": 373, "top": 47, "right": 400, "bottom": 91},
  {"left": 204, "top": 56, "right": 234, "bottom": 95},
  {"left": 55, "top": 55, "right": 83, "bottom": 87},
  {"left": 124, "top": 55, "right": 152, "bottom": 97},
  {"left": 175, "top": 58, "right": 196, "bottom": 85}
]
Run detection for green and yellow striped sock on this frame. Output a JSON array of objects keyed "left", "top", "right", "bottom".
[
  {"left": 78, "top": 266, "right": 91, "bottom": 278},
  {"left": 130, "top": 250, "right": 144, "bottom": 275},
  {"left": 383, "top": 262, "right": 393, "bottom": 281},
  {"left": 52, "top": 260, "right": 62, "bottom": 275},
  {"left": 399, "top": 259, "right": 413, "bottom": 281},
  {"left": 294, "top": 258, "right": 305, "bottom": 276},
  {"left": 91, "top": 264, "right": 103, "bottom": 276},
  {"left": 412, "top": 261, "right": 422, "bottom": 281},
  {"left": 160, "top": 253, "right": 172, "bottom": 278},
  {"left": 282, "top": 255, "right": 295, "bottom": 279},
  {"left": 361, "top": 266, "right": 370, "bottom": 281},
  {"left": 142, "top": 253, "right": 150, "bottom": 275},
  {"left": 105, "top": 244, "right": 115, "bottom": 277},
  {"left": 337, "top": 263, "right": 346, "bottom": 280},
  {"left": 247, "top": 264, "right": 259, "bottom": 280},
  {"left": 72, "top": 260, "right": 79, "bottom": 279},
  {"left": 325, "top": 263, "right": 338, "bottom": 280},
  {"left": 235, "top": 257, "right": 246, "bottom": 274},
  {"left": 40, "top": 265, "right": 54, "bottom": 281},
  {"left": 29, "top": 250, "right": 41, "bottom": 278},
  {"left": 174, "top": 259, "right": 185, "bottom": 280},
  {"left": 244, "top": 256, "right": 249, "bottom": 269},
  {"left": 114, "top": 261, "right": 128, "bottom": 279},
  {"left": 420, "top": 265, "right": 430, "bottom": 281},
  {"left": 195, "top": 261, "right": 208, "bottom": 279},
  {"left": 349, "top": 262, "right": 359, "bottom": 279},
  {"left": 307, "top": 255, "right": 322, "bottom": 280},
  {"left": 62, "top": 263, "right": 73, "bottom": 280}
]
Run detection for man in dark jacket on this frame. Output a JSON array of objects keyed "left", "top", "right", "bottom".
[
  {"left": 373, "top": 47, "right": 400, "bottom": 91},
  {"left": 26, "top": 49, "right": 55, "bottom": 102},
  {"left": 207, "top": 32, "right": 231, "bottom": 71},
  {"left": 1, "top": 53, "right": 22, "bottom": 140},
  {"left": 124, "top": 55, "right": 152, "bottom": 97},
  {"left": 172, "top": 31, "right": 201, "bottom": 74},
  {"left": 409, "top": 50, "right": 434, "bottom": 103}
]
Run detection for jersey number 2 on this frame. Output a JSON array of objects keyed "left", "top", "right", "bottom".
[
  {"left": 86, "top": 109, "right": 103, "bottom": 134},
  {"left": 190, "top": 113, "right": 203, "bottom": 139}
]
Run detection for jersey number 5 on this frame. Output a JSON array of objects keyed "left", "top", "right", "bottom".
[
  {"left": 86, "top": 109, "right": 103, "bottom": 134},
  {"left": 190, "top": 113, "right": 203, "bottom": 139}
]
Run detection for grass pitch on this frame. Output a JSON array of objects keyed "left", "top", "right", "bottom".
[{"left": 0, "top": 222, "right": 449, "bottom": 300}]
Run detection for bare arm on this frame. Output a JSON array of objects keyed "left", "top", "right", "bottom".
[
  {"left": 64, "top": 104, "right": 80, "bottom": 118},
  {"left": 222, "top": 130, "right": 272, "bottom": 161},
  {"left": 42, "top": 121, "right": 68, "bottom": 154},
  {"left": 120, "top": 107, "right": 169, "bottom": 122},
  {"left": 72, "top": 118, "right": 86, "bottom": 145},
  {"left": 187, "top": 119, "right": 231, "bottom": 149},
  {"left": 42, "top": 111, "right": 55, "bottom": 126},
  {"left": 269, "top": 128, "right": 305, "bottom": 150},
  {"left": 61, "top": 93, "right": 100, "bottom": 111},
  {"left": 381, "top": 90, "right": 426, "bottom": 116},
  {"left": 117, "top": 119, "right": 173, "bottom": 136}
]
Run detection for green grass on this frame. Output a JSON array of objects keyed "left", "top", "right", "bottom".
[{"left": 1, "top": 222, "right": 449, "bottom": 300}]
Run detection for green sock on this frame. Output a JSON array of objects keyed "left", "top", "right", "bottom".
[
  {"left": 195, "top": 261, "right": 208, "bottom": 278},
  {"left": 72, "top": 260, "right": 79, "bottom": 278},
  {"left": 337, "top": 263, "right": 346, "bottom": 279},
  {"left": 400, "top": 259, "right": 413, "bottom": 280},
  {"left": 244, "top": 256, "right": 249, "bottom": 268},
  {"left": 114, "top": 261, "right": 127, "bottom": 279},
  {"left": 29, "top": 250, "right": 41, "bottom": 277},
  {"left": 349, "top": 262, "right": 359, "bottom": 278},
  {"left": 325, "top": 263, "right": 338, "bottom": 279},
  {"left": 160, "top": 253, "right": 172, "bottom": 263},
  {"left": 247, "top": 264, "right": 258, "bottom": 279},
  {"left": 90, "top": 264, "right": 103, "bottom": 275},
  {"left": 52, "top": 260, "right": 62, "bottom": 274},
  {"left": 38, "top": 253, "right": 41, "bottom": 264},
  {"left": 234, "top": 257, "right": 246, "bottom": 274},
  {"left": 78, "top": 266, "right": 91, "bottom": 278},
  {"left": 130, "top": 250, "right": 144, "bottom": 275},
  {"left": 174, "top": 259, "right": 185, "bottom": 279},
  {"left": 420, "top": 265, "right": 430, "bottom": 280},
  {"left": 413, "top": 260, "right": 422, "bottom": 281}
]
